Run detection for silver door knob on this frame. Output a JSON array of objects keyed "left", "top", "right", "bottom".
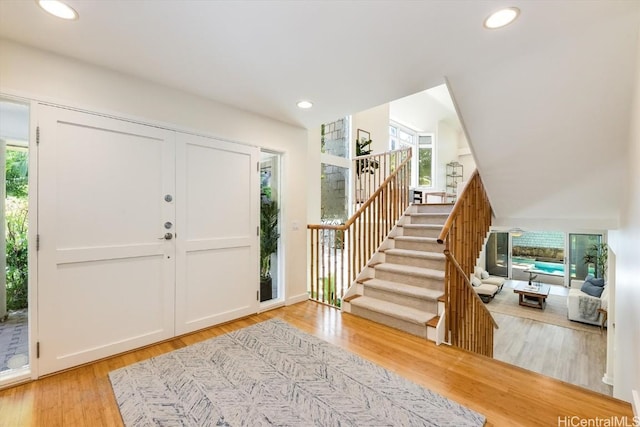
[{"left": 158, "top": 233, "right": 173, "bottom": 240}]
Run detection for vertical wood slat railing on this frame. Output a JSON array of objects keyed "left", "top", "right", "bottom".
[
  {"left": 437, "top": 170, "right": 499, "bottom": 357},
  {"left": 308, "top": 149, "right": 412, "bottom": 308},
  {"left": 354, "top": 148, "right": 411, "bottom": 207}
]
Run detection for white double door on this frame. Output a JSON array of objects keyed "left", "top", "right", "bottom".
[{"left": 37, "top": 105, "right": 259, "bottom": 375}]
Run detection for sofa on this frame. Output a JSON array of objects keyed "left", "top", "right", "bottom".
[
  {"left": 471, "top": 266, "right": 506, "bottom": 303},
  {"left": 567, "top": 278, "right": 608, "bottom": 326}
]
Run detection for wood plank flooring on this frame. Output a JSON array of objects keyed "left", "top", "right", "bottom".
[
  {"left": 0, "top": 301, "right": 632, "bottom": 426},
  {"left": 493, "top": 312, "right": 611, "bottom": 396}
]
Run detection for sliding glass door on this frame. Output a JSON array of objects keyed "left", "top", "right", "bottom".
[
  {"left": 568, "top": 234, "right": 602, "bottom": 280},
  {"left": 485, "top": 232, "right": 509, "bottom": 277}
]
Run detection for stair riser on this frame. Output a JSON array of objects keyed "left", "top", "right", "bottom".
[
  {"left": 410, "top": 215, "right": 448, "bottom": 225},
  {"left": 363, "top": 287, "right": 438, "bottom": 313},
  {"left": 375, "top": 269, "right": 443, "bottom": 289},
  {"left": 414, "top": 205, "right": 452, "bottom": 214},
  {"left": 385, "top": 253, "right": 445, "bottom": 270},
  {"left": 402, "top": 227, "right": 441, "bottom": 238},
  {"left": 350, "top": 305, "right": 428, "bottom": 339},
  {"left": 394, "top": 239, "right": 442, "bottom": 252}
]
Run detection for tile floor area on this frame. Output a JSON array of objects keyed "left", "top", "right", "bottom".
[{"left": 0, "top": 309, "right": 29, "bottom": 372}]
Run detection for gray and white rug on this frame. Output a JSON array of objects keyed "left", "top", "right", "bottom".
[{"left": 109, "top": 319, "right": 485, "bottom": 426}]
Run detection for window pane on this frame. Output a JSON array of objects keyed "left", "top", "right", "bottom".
[
  {"left": 321, "top": 163, "right": 348, "bottom": 221},
  {"left": 321, "top": 118, "right": 348, "bottom": 158},
  {"left": 418, "top": 146, "right": 432, "bottom": 186}
]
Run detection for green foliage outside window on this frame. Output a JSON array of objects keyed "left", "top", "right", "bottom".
[
  {"left": 418, "top": 147, "right": 432, "bottom": 186},
  {"left": 6, "top": 149, "right": 29, "bottom": 310}
]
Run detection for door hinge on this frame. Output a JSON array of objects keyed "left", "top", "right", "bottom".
[
  {"left": 257, "top": 161, "right": 259, "bottom": 172},
  {"left": 37, "top": 342, "right": 40, "bottom": 358},
  {"left": 257, "top": 226, "right": 260, "bottom": 236},
  {"left": 36, "top": 234, "right": 40, "bottom": 251},
  {"left": 36, "top": 126, "right": 40, "bottom": 144},
  {"left": 257, "top": 290, "right": 259, "bottom": 301}
]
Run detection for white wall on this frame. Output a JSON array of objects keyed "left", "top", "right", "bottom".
[
  {"left": 435, "top": 120, "right": 459, "bottom": 191},
  {"left": 609, "top": 25, "right": 640, "bottom": 403},
  {"left": 352, "top": 104, "right": 390, "bottom": 155},
  {"left": 0, "top": 39, "right": 309, "bottom": 304}
]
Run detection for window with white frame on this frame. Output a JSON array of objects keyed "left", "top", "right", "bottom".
[{"left": 389, "top": 122, "right": 434, "bottom": 188}]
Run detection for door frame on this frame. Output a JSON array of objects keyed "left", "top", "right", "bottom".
[{"left": 0, "top": 92, "right": 264, "bottom": 382}]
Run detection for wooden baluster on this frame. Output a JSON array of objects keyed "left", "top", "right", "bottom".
[{"left": 340, "top": 228, "right": 345, "bottom": 303}]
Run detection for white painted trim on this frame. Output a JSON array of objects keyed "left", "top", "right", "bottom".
[
  {"left": 258, "top": 299, "right": 285, "bottom": 313},
  {"left": 632, "top": 390, "right": 639, "bottom": 418},
  {"left": 602, "top": 373, "right": 614, "bottom": 386},
  {"left": 436, "top": 312, "right": 446, "bottom": 345},
  {"left": 285, "top": 292, "right": 309, "bottom": 306}
]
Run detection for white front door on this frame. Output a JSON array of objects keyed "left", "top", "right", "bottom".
[
  {"left": 37, "top": 105, "right": 177, "bottom": 375},
  {"left": 175, "top": 133, "right": 259, "bottom": 335}
]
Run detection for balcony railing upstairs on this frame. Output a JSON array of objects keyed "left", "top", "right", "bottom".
[
  {"left": 437, "top": 170, "right": 498, "bottom": 357},
  {"left": 308, "top": 149, "right": 412, "bottom": 308},
  {"left": 354, "top": 148, "right": 411, "bottom": 207}
]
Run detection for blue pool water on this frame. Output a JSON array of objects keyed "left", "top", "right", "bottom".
[{"left": 512, "top": 257, "right": 564, "bottom": 275}]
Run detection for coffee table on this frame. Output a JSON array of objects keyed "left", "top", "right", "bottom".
[{"left": 513, "top": 282, "right": 550, "bottom": 310}]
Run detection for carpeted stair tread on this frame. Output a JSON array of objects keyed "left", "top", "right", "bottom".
[
  {"left": 394, "top": 235, "right": 439, "bottom": 243},
  {"left": 407, "top": 212, "right": 449, "bottom": 218},
  {"left": 385, "top": 248, "right": 445, "bottom": 260},
  {"left": 402, "top": 223, "right": 443, "bottom": 230},
  {"left": 363, "top": 278, "right": 443, "bottom": 300},
  {"left": 375, "top": 262, "right": 445, "bottom": 280},
  {"left": 350, "top": 296, "right": 436, "bottom": 325}
]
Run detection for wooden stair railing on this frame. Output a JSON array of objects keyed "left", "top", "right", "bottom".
[
  {"left": 308, "top": 149, "right": 412, "bottom": 308},
  {"left": 437, "top": 170, "right": 498, "bottom": 357},
  {"left": 354, "top": 148, "right": 411, "bottom": 207}
]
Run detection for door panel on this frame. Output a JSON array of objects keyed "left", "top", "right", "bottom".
[
  {"left": 175, "top": 134, "right": 258, "bottom": 335},
  {"left": 38, "top": 105, "right": 176, "bottom": 375}
]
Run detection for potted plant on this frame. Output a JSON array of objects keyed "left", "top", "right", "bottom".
[{"left": 260, "top": 198, "right": 279, "bottom": 301}]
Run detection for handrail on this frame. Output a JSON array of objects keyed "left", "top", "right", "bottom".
[
  {"left": 437, "top": 169, "right": 480, "bottom": 244},
  {"left": 353, "top": 148, "right": 411, "bottom": 208},
  {"left": 437, "top": 170, "right": 497, "bottom": 357},
  {"left": 445, "top": 250, "right": 499, "bottom": 329},
  {"left": 308, "top": 154, "right": 413, "bottom": 232},
  {"left": 308, "top": 149, "right": 412, "bottom": 308}
]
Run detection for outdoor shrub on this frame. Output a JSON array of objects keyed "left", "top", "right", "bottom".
[{"left": 6, "top": 197, "right": 28, "bottom": 310}]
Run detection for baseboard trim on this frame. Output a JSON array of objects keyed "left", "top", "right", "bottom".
[
  {"left": 285, "top": 293, "right": 309, "bottom": 306},
  {"left": 632, "top": 389, "right": 639, "bottom": 418},
  {"left": 602, "top": 373, "right": 613, "bottom": 386}
]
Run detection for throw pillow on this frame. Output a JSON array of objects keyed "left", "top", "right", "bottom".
[
  {"left": 581, "top": 281, "right": 605, "bottom": 298},
  {"left": 589, "top": 277, "right": 605, "bottom": 287},
  {"left": 481, "top": 271, "right": 490, "bottom": 280},
  {"left": 584, "top": 274, "right": 594, "bottom": 282},
  {"left": 471, "top": 276, "right": 482, "bottom": 287},
  {"left": 474, "top": 266, "right": 483, "bottom": 279}
]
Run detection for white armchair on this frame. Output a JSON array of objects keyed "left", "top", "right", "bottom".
[{"left": 567, "top": 279, "right": 608, "bottom": 326}]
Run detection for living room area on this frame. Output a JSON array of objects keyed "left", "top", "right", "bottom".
[{"left": 475, "top": 230, "right": 611, "bottom": 396}]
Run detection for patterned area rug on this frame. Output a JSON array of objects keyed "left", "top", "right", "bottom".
[{"left": 109, "top": 319, "right": 485, "bottom": 426}]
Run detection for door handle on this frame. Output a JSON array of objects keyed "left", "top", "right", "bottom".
[{"left": 158, "top": 233, "right": 173, "bottom": 240}]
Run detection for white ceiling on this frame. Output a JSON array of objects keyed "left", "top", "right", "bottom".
[{"left": 1, "top": 0, "right": 639, "bottom": 227}]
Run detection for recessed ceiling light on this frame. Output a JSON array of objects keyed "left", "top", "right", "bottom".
[
  {"left": 297, "top": 100, "right": 313, "bottom": 109},
  {"left": 484, "top": 7, "right": 519, "bottom": 29},
  {"left": 37, "top": 0, "right": 79, "bottom": 20}
]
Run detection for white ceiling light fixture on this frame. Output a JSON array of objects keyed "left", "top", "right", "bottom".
[
  {"left": 509, "top": 227, "right": 526, "bottom": 237},
  {"left": 484, "top": 7, "right": 520, "bottom": 29},
  {"left": 296, "top": 100, "right": 313, "bottom": 109},
  {"left": 37, "top": 0, "right": 79, "bottom": 20}
]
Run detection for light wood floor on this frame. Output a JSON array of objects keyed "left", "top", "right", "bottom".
[
  {"left": 0, "top": 301, "right": 632, "bottom": 426},
  {"left": 493, "top": 312, "right": 611, "bottom": 396}
]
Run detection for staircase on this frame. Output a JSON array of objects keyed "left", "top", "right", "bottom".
[{"left": 343, "top": 203, "right": 452, "bottom": 342}]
